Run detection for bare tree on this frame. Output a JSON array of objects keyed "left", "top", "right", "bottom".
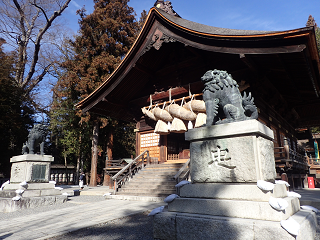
[{"left": 0, "top": 0, "right": 71, "bottom": 98}]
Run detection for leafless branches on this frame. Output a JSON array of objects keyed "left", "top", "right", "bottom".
[{"left": 0, "top": 0, "right": 71, "bottom": 96}]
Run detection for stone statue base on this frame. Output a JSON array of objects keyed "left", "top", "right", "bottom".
[
  {"left": 10, "top": 154, "right": 54, "bottom": 183},
  {"left": 0, "top": 154, "right": 66, "bottom": 212},
  {"left": 153, "top": 121, "right": 317, "bottom": 239},
  {"left": 154, "top": 183, "right": 316, "bottom": 239},
  {"left": 3, "top": 154, "right": 61, "bottom": 197},
  {"left": 154, "top": 208, "right": 316, "bottom": 240},
  {"left": 185, "top": 119, "right": 276, "bottom": 183}
]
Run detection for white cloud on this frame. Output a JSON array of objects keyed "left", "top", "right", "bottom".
[
  {"left": 219, "top": 12, "right": 287, "bottom": 31},
  {"left": 71, "top": 0, "right": 81, "bottom": 9}
]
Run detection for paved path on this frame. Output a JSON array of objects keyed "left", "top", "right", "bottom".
[
  {"left": 1, "top": 187, "right": 320, "bottom": 240},
  {"left": 0, "top": 197, "right": 163, "bottom": 240},
  {"left": 295, "top": 188, "right": 320, "bottom": 209}
]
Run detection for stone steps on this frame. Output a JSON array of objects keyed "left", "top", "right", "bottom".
[
  {"left": 104, "top": 194, "right": 166, "bottom": 202},
  {"left": 115, "top": 163, "right": 181, "bottom": 197},
  {"left": 118, "top": 187, "right": 176, "bottom": 193},
  {"left": 135, "top": 170, "right": 178, "bottom": 175},
  {"left": 120, "top": 182, "right": 176, "bottom": 188},
  {"left": 142, "top": 167, "right": 182, "bottom": 171},
  {"left": 116, "top": 190, "right": 175, "bottom": 197}
]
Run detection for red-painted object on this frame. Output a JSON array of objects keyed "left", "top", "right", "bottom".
[{"left": 308, "top": 177, "right": 315, "bottom": 189}]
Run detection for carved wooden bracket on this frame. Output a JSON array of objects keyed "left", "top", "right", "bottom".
[{"left": 142, "top": 29, "right": 176, "bottom": 55}]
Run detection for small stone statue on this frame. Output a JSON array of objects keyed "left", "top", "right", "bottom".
[
  {"left": 22, "top": 124, "right": 47, "bottom": 155},
  {"left": 154, "top": 0, "right": 180, "bottom": 17},
  {"left": 201, "top": 69, "right": 258, "bottom": 126}
]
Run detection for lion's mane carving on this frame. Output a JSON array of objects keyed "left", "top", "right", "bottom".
[
  {"left": 201, "top": 69, "right": 258, "bottom": 126},
  {"left": 22, "top": 124, "right": 47, "bottom": 155}
]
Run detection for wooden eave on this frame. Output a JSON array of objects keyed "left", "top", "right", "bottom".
[{"left": 75, "top": 7, "right": 320, "bottom": 126}]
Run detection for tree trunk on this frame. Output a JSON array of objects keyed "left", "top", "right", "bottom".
[
  {"left": 76, "top": 155, "right": 80, "bottom": 185},
  {"left": 75, "top": 134, "right": 82, "bottom": 185},
  {"left": 89, "top": 119, "right": 99, "bottom": 186},
  {"left": 64, "top": 147, "right": 68, "bottom": 185},
  {"left": 103, "top": 129, "right": 114, "bottom": 187}
]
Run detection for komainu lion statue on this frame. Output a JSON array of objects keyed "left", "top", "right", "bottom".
[
  {"left": 201, "top": 69, "right": 258, "bottom": 126},
  {"left": 22, "top": 124, "right": 48, "bottom": 155}
]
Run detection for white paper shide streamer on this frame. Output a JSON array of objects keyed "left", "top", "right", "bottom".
[
  {"left": 275, "top": 180, "right": 290, "bottom": 187},
  {"left": 164, "top": 194, "right": 180, "bottom": 203},
  {"left": 300, "top": 205, "right": 319, "bottom": 213},
  {"left": 148, "top": 206, "right": 165, "bottom": 216},
  {"left": 287, "top": 191, "right": 301, "bottom": 198},
  {"left": 0, "top": 180, "right": 9, "bottom": 191},
  {"left": 257, "top": 180, "right": 274, "bottom": 191},
  {"left": 280, "top": 217, "right": 300, "bottom": 236},
  {"left": 175, "top": 180, "right": 190, "bottom": 188},
  {"left": 269, "top": 197, "right": 288, "bottom": 211},
  {"left": 19, "top": 181, "right": 28, "bottom": 189}
]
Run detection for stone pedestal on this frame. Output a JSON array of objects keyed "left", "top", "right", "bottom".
[
  {"left": 153, "top": 120, "right": 317, "bottom": 240},
  {"left": 2, "top": 154, "right": 61, "bottom": 197},
  {"left": 9, "top": 154, "right": 54, "bottom": 183},
  {"left": 0, "top": 154, "right": 67, "bottom": 212},
  {"left": 185, "top": 119, "right": 276, "bottom": 183}
]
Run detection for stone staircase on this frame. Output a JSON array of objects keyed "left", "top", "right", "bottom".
[{"left": 115, "top": 163, "right": 183, "bottom": 198}]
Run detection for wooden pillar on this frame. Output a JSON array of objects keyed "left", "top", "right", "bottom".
[
  {"left": 160, "top": 135, "right": 167, "bottom": 163},
  {"left": 136, "top": 122, "right": 140, "bottom": 156},
  {"left": 303, "top": 175, "right": 308, "bottom": 188},
  {"left": 281, "top": 173, "right": 289, "bottom": 190},
  {"left": 103, "top": 130, "right": 114, "bottom": 188},
  {"left": 291, "top": 174, "right": 295, "bottom": 191}
]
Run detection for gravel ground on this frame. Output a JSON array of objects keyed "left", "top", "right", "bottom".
[{"left": 0, "top": 195, "right": 106, "bottom": 221}]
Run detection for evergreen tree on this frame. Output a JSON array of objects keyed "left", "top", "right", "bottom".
[
  {"left": 50, "top": 79, "right": 92, "bottom": 182},
  {"left": 138, "top": 10, "right": 148, "bottom": 32},
  {"left": 67, "top": 0, "right": 139, "bottom": 98},
  {"left": 59, "top": 0, "right": 140, "bottom": 186}
]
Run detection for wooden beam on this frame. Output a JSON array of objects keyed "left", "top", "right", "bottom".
[
  {"left": 129, "top": 81, "right": 204, "bottom": 107},
  {"left": 134, "top": 62, "right": 154, "bottom": 76},
  {"left": 179, "top": 39, "right": 306, "bottom": 54},
  {"left": 101, "top": 98, "right": 126, "bottom": 108},
  {"left": 155, "top": 56, "right": 200, "bottom": 76},
  {"left": 239, "top": 54, "right": 258, "bottom": 72},
  {"left": 293, "top": 99, "right": 320, "bottom": 107},
  {"left": 148, "top": 82, "right": 204, "bottom": 102},
  {"left": 150, "top": 87, "right": 188, "bottom": 101}
]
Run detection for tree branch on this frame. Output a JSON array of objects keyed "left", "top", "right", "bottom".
[
  {"left": 21, "top": 0, "right": 72, "bottom": 91},
  {"left": 28, "top": 97, "right": 50, "bottom": 115},
  {"left": 13, "top": 0, "right": 27, "bottom": 84},
  {"left": 31, "top": 1, "right": 49, "bottom": 22},
  {"left": 25, "top": 63, "right": 54, "bottom": 96}
]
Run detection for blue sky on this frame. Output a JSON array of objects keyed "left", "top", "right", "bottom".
[
  {"left": 64, "top": 0, "right": 320, "bottom": 34},
  {"left": 29, "top": 0, "right": 320, "bottom": 120}
]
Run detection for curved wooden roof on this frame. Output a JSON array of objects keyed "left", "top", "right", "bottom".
[{"left": 76, "top": 7, "right": 320, "bottom": 127}]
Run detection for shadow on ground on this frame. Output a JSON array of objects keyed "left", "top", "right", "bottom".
[
  {"left": 46, "top": 211, "right": 320, "bottom": 240},
  {"left": 47, "top": 211, "right": 154, "bottom": 240}
]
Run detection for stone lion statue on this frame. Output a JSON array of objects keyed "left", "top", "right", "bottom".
[
  {"left": 22, "top": 124, "right": 48, "bottom": 155},
  {"left": 201, "top": 69, "right": 258, "bottom": 126}
]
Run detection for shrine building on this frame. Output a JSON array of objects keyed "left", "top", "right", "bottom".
[{"left": 76, "top": 2, "right": 320, "bottom": 189}]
